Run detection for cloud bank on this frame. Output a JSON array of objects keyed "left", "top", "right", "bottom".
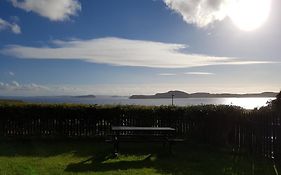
[
  {"left": 158, "top": 73, "right": 177, "bottom": 76},
  {"left": 184, "top": 72, "right": 214, "bottom": 75},
  {"left": 1, "top": 83, "right": 278, "bottom": 96},
  {"left": 1, "top": 37, "right": 272, "bottom": 68},
  {"left": 0, "top": 18, "right": 21, "bottom": 34},
  {"left": 10, "top": 0, "right": 81, "bottom": 21},
  {"left": 163, "top": 0, "right": 231, "bottom": 27},
  {"left": 0, "top": 81, "right": 48, "bottom": 91}
]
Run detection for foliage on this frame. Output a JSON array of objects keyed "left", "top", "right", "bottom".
[{"left": 266, "top": 91, "right": 281, "bottom": 112}]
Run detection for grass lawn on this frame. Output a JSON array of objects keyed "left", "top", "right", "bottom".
[{"left": 0, "top": 140, "right": 278, "bottom": 175}]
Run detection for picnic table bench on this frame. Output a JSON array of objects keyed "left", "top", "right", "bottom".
[{"left": 106, "top": 126, "right": 184, "bottom": 155}]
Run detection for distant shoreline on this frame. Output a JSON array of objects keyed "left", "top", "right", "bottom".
[
  {"left": 130, "top": 90, "right": 278, "bottom": 99},
  {"left": 73, "top": 95, "right": 96, "bottom": 98}
]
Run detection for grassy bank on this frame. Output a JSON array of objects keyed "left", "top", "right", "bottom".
[{"left": 0, "top": 140, "right": 278, "bottom": 175}]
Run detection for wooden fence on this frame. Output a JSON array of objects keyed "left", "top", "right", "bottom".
[
  {"left": 0, "top": 104, "right": 280, "bottom": 160},
  {"left": 233, "top": 111, "right": 281, "bottom": 161}
]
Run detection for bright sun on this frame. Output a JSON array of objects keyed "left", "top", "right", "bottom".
[{"left": 228, "top": 0, "right": 271, "bottom": 31}]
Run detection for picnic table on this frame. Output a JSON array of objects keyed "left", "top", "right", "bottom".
[{"left": 107, "top": 126, "right": 183, "bottom": 155}]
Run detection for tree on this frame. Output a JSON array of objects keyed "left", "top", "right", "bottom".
[{"left": 267, "top": 91, "right": 281, "bottom": 111}]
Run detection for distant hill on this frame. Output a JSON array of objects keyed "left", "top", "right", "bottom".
[
  {"left": 130, "top": 91, "right": 189, "bottom": 99},
  {"left": 129, "top": 91, "right": 278, "bottom": 99},
  {"left": 74, "top": 95, "right": 96, "bottom": 98}
]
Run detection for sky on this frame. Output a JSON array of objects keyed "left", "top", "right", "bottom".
[{"left": 0, "top": 0, "right": 281, "bottom": 96}]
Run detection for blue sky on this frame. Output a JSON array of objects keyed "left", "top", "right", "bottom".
[{"left": 0, "top": 0, "right": 280, "bottom": 96}]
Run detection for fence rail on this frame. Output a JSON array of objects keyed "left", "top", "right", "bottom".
[{"left": 0, "top": 104, "right": 280, "bottom": 160}]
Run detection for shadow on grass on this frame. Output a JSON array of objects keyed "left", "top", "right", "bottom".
[
  {"left": 64, "top": 142, "right": 172, "bottom": 172},
  {"left": 64, "top": 144, "right": 279, "bottom": 175},
  {"left": 65, "top": 153, "right": 155, "bottom": 172},
  {"left": 64, "top": 143, "right": 237, "bottom": 174}
]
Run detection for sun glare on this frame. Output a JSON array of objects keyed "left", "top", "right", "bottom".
[{"left": 228, "top": 0, "right": 271, "bottom": 31}]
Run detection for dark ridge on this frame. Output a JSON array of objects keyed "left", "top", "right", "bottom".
[{"left": 130, "top": 90, "right": 278, "bottom": 99}]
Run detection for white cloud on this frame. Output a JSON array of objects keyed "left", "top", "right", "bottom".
[
  {"left": 0, "top": 18, "right": 21, "bottom": 34},
  {"left": 163, "top": 0, "right": 248, "bottom": 27},
  {"left": 10, "top": 0, "right": 81, "bottom": 21},
  {"left": 184, "top": 72, "right": 214, "bottom": 75},
  {"left": 0, "top": 37, "right": 272, "bottom": 68},
  {"left": 10, "top": 24, "right": 21, "bottom": 34},
  {"left": 163, "top": 0, "right": 272, "bottom": 29},
  {"left": 8, "top": 71, "right": 15, "bottom": 76},
  {"left": 0, "top": 81, "right": 48, "bottom": 91},
  {"left": 164, "top": 0, "right": 230, "bottom": 27},
  {"left": 158, "top": 73, "right": 177, "bottom": 76},
  {"left": 11, "top": 81, "right": 20, "bottom": 87}
]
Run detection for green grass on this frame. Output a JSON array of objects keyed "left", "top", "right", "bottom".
[{"left": 0, "top": 140, "right": 278, "bottom": 175}]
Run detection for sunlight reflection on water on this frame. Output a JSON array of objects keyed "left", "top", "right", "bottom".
[
  {"left": 222, "top": 97, "right": 275, "bottom": 109},
  {"left": 4, "top": 96, "right": 276, "bottom": 110}
]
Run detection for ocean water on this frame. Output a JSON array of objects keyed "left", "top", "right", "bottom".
[{"left": 3, "top": 96, "right": 275, "bottom": 109}]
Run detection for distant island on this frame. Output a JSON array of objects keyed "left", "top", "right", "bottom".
[
  {"left": 129, "top": 90, "right": 278, "bottom": 99},
  {"left": 74, "top": 95, "right": 96, "bottom": 98}
]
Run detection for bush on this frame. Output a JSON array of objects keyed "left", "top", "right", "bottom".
[{"left": 264, "top": 91, "right": 281, "bottom": 112}]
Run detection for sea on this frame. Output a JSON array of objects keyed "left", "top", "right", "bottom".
[{"left": 1, "top": 96, "right": 275, "bottom": 110}]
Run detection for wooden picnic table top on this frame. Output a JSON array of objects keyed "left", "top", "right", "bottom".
[{"left": 111, "top": 126, "right": 175, "bottom": 131}]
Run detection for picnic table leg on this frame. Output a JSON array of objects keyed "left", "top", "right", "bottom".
[{"left": 113, "top": 136, "right": 119, "bottom": 156}]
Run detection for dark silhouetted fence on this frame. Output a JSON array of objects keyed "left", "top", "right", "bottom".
[
  {"left": 0, "top": 104, "right": 280, "bottom": 160},
  {"left": 233, "top": 110, "right": 281, "bottom": 161}
]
